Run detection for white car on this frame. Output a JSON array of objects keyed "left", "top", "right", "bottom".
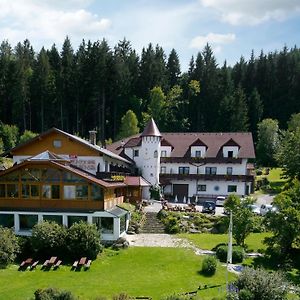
[
  {"left": 216, "top": 196, "right": 226, "bottom": 206},
  {"left": 249, "top": 204, "right": 261, "bottom": 215},
  {"left": 260, "top": 204, "right": 277, "bottom": 216}
]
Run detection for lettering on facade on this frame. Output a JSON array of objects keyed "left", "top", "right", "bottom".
[{"left": 69, "top": 156, "right": 96, "bottom": 171}]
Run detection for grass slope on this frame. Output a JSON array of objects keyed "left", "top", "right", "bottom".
[
  {"left": 0, "top": 247, "right": 235, "bottom": 300},
  {"left": 178, "top": 233, "right": 272, "bottom": 252}
]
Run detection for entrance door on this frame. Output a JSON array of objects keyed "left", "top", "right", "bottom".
[{"left": 173, "top": 184, "right": 189, "bottom": 202}]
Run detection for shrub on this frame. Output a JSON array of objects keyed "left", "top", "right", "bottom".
[
  {"left": 67, "top": 221, "right": 101, "bottom": 260},
  {"left": 164, "top": 217, "right": 181, "bottom": 234},
  {"left": 201, "top": 255, "right": 217, "bottom": 276},
  {"left": 0, "top": 226, "right": 20, "bottom": 268},
  {"left": 34, "top": 287, "right": 77, "bottom": 300},
  {"left": 31, "top": 221, "right": 67, "bottom": 258},
  {"left": 233, "top": 267, "right": 289, "bottom": 300},
  {"left": 216, "top": 245, "right": 245, "bottom": 263}
]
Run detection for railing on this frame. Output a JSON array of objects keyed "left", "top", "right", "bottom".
[
  {"left": 160, "top": 173, "right": 254, "bottom": 181},
  {"left": 96, "top": 171, "right": 131, "bottom": 180}
]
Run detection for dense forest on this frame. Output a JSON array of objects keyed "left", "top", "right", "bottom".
[{"left": 0, "top": 37, "right": 300, "bottom": 144}]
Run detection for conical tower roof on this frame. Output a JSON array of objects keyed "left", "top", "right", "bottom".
[{"left": 140, "top": 118, "right": 161, "bottom": 137}]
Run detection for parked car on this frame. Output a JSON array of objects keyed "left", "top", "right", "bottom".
[
  {"left": 260, "top": 204, "right": 278, "bottom": 216},
  {"left": 249, "top": 204, "right": 260, "bottom": 215},
  {"left": 202, "top": 201, "right": 216, "bottom": 214},
  {"left": 216, "top": 196, "right": 226, "bottom": 206}
]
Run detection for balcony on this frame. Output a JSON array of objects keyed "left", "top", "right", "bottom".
[
  {"left": 160, "top": 173, "right": 254, "bottom": 182},
  {"left": 160, "top": 157, "right": 243, "bottom": 164}
]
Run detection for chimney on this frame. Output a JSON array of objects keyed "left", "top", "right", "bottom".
[{"left": 89, "top": 130, "right": 97, "bottom": 145}]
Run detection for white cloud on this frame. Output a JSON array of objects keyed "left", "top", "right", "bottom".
[
  {"left": 0, "top": 0, "right": 111, "bottom": 48},
  {"left": 190, "top": 33, "right": 236, "bottom": 49},
  {"left": 200, "top": 0, "right": 300, "bottom": 25}
]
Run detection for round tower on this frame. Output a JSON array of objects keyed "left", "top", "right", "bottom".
[{"left": 139, "top": 118, "right": 161, "bottom": 198}]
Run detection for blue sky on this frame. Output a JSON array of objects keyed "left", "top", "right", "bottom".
[{"left": 0, "top": 0, "right": 299, "bottom": 70}]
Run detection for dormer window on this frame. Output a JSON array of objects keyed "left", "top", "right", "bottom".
[{"left": 195, "top": 150, "right": 201, "bottom": 158}]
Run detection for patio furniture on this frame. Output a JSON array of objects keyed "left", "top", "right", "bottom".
[
  {"left": 41, "top": 260, "right": 49, "bottom": 269},
  {"left": 84, "top": 259, "right": 92, "bottom": 270},
  {"left": 53, "top": 260, "right": 62, "bottom": 270},
  {"left": 30, "top": 260, "right": 39, "bottom": 270},
  {"left": 18, "top": 258, "right": 33, "bottom": 270},
  {"left": 79, "top": 257, "right": 87, "bottom": 266},
  {"left": 71, "top": 260, "right": 78, "bottom": 270},
  {"left": 48, "top": 256, "right": 57, "bottom": 265}
]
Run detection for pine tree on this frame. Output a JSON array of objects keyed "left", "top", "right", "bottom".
[
  {"left": 117, "top": 110, "right": 139, "bottom": 140},
  {"left": 167, "top": 49, "right": 181, "bottom": 87}
]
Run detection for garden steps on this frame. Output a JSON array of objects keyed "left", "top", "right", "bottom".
[{"left": 140, "top": 212, "right": 165, "bottom": 234}]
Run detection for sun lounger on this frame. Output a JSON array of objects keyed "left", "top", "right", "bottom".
[
  {"left": 79, "top": 257, "right": 87, "bottom": 266},
  {"left": 53, "top": 260, "right": 62, "bottom": 270},
  {"left": 30, "top": 260, "right": 39, "bottom": 270},
  {"left": 71, "top": 260, "right": 78, "bottom": 270},
  {"left": 84, "top": 260, "right": 92, "bottom": 270},
  {"left": 41, "top": 259, "right": 49, "bottom": 269},
  {"left": 49, "top": 256, "right": 57, "bottom": 265}
]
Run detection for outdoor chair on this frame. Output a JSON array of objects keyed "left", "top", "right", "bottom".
[
  {"left": 41, "top": 260, "right": 49, "bottom": 270},
  {"left": 84, "top": 259, "right": 92, "bottom": 270},
  {"left": 53, "top": 260, "right": 62, "bottom": 270},
  {"left": 30, "top": 260, "right": 39, "bottom": 270},
  {"left": 71, "top": 260, "right": 78, "bottom": 270}
]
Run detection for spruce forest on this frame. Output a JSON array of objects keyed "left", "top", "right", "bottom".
[{"left": 0, "top": 37, "right": 299, "bottom": 144}]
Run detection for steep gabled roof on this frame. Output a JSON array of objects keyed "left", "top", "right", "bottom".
[
  {"left": 27, "top": 150, "right": 68, "bottom": 162},
  {"left": 222, "top": 138, "right": 241, "bottom": 148},
  {"left": 140, "top": 118, "right": 161, "bottom": 137},
  {"left": 1, "top": 127, "right": 132, "bottom": 165},
  {"left": 189, "top": 138, "right": 208, "bottom": 148}
]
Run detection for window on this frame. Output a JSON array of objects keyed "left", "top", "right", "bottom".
[
  {"left": 68, "top": 216, "right": 87, "bottom": 227},
  {"left": 227, "top": 167, "right": 233, "bottom": 175},
  {"left": 228, "top": 185, "right": 237, "bottom": 193},
  {"left": 92, "top": 217, "right": 114, "bottom": 234},
  {"left": 120, "top": 215, "right": 126, "bottom": 233},
  {"left": 160, "top": 166, "right": 166, "bottom": 174},
  {"left": 228, "top": 151, "right": 233, "bottom": 158},
  {"left": 178, "top": 167, "right": 189, "bottom": 174},
  {"left": 22, "top": 184, "right": 40, "bottom": 198},
  {"left": 53, "top": 140, "right": 62, "bottom": 148},
  {"left": 43, "top": 215, "right": 63, "bottom": 225},
  {"left": 19, "top": 214, "right": 38, "bottom": 230},
  {"left": 0, "top": 214, "right": 14, "bottom": 228},
  {"left": 43, "top": 185, "right": 60, "bottom": 199},
  {"left": 134, "top": 150, "right": 139, "bottom": 157},
  {"left": 197, "top": 184, "right": 206, "bottom": 192},
  {"left": 154, "top": 150, "right": 158, "bottom": 158},
  {"left": 195, "top": 150, "right": 201, "bottom": 158},
  {"left": 7, "top": 184, "right": 18, "bottom": 198},
  {"left": 91, "top": 184, "right": 104, "bottom": 201},
  {"left": 161, "top": 150, "right": 167, "bottom": 157},
  {"left": 205, "top": 167, "right": 217, "bottom": 175},
  {"left": 0, "top": 184, "right": 5, "bottom": 197}
]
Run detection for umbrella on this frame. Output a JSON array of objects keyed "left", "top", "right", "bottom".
[
  {"left": 174, "top": 195, "right": 178, "bottom": 203},
  {"left": 183, "top": 196, "right": 186, "bottom": 204},
  {"left": 187, "top": 197, "right": 191, "bottom": 205}
]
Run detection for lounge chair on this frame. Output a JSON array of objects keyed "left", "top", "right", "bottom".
[
  {"left": 30, "top": 261, "right": 39, "bottom": 270},
  {"left": 71, "top": 260, "right": 78, "bottom": 270},
  {"left": 84, "top": 260, "right": 92, "bottom": 270},
  {"left": 53, "top": 260, "right": 62, "bottom": 270}
]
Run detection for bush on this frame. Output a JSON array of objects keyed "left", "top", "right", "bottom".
[
  {"left": 0, "top": 226, "right": 20, "bottom": 268},
  {"left": 233, "top": 267, "right": 289, "bottom": 300},
  {"left": 216, "top": 245, "right": 245, "bottom": 263},
  {"left": 201, "top": 255, "right": 217, "bottom": 276},
  {"left": 164, "top": 217, "right": 181, "bottom": 234},
  {"left": 34, "top": 287, "right": 77, "bottom": 300},
  {"left": 31, "top": 221, "right": 67, "bottom": 258},
  {"left": 67, "top": 221, "right": 101, "bottom": 260}
]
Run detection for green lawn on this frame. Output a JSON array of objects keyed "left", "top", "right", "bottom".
[
  {"left": 178, "top": 232, "right": 272, "bottom": 252},
  {"left": 256, "top": 168, "right": 286, "bottom": 194},
  {"left": 0, "top": 247, "right": 235, "bottom": 300}
]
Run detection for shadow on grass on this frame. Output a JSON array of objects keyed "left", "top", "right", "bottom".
[{"left": 197, "top": 270, "right": 215, "bottom": 278}]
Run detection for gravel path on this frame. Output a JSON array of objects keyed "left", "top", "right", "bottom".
[{"left": 126, "top": 233, "right": 214, "bottom": 255}]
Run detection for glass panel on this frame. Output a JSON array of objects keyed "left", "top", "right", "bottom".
[
  {"left": 64, "top": 186, "right": 76, "bottom": 199},
  {"left": 76, "top": 185, "right": 88, "bottom": 199},
  {"left": 19, "top": 214, "right": 38, "bottom": 230},
  {"left": 42, "top": 185, "right": 51, "bottom": 199},
  {"left": 22, "top": 184, "right": 30, "bottom": 198},
  {"left": 0, "top": 214, "right": 14, "bottom": 228},
  {"left": 100, "top": 217, "right": 114, "bottom": 234},
  {"left": 0, "top": 171, "right": 19, "bottom": 182},
  {"left": 41, "top": 168, "right": 61, "bottom": 182},
  {"left": 42, "top": 185, "right": 60, "bottom": 199},
  {"left": 92, "top": 184, "right": 103, "bottom": 201},
  {"left": 52, "top": 185, "right": 60, "bottom": 199},
  {"left": 7, "top": 184, "right": 18, "bottom": 198},
  {"left": 31, "top": 185, "right": 40, "bottom": 197},
  {"left": 62, "top": 171, "right": 85, "bottom": 182},
  {"left": 68, "top": 216, "right": 87, "bottom": 227},
  {"left": 92, "top": 217, "right": 101, "bottom": 230},
  {"left": 21, "top": 169, "right": 41, "bottom": 181},
  {"left": 120, "top": 215, "right": 126, "bottom": 233},
  {"left": 43, "top": 215, "right": 63, "bottom": 225},
  {"left": 0, "top": 184, "right": 5, "bottom": 197}
]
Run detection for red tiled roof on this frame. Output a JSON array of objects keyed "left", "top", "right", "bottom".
[
  {"left": 108, "top": 132, "right": 255, "bottom": 159},
  {"left": 123, "top": 137, "right": 141, "bottom": 148},
  {"left": 124, "top": 176, "right": 151, "bottom": 187}
]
